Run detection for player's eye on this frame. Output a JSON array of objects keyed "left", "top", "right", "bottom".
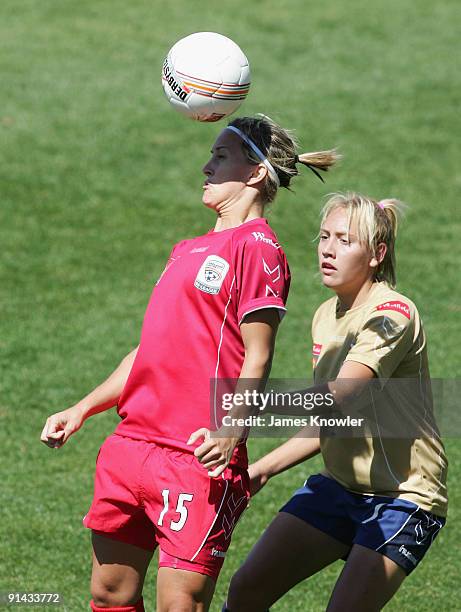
[{"left": 340, "top": 238, "right": 350, "bottom": 245}]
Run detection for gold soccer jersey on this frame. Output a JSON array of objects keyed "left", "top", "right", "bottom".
[{"left": 312, "top": 282, "right": 448, "bottom": 516}]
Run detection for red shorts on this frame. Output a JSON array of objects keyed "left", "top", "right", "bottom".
[{"left": 83, "top": 434, "right": 249, "bottom": 581}]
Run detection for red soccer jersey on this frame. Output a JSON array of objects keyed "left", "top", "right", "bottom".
[{"left": 115, "top": 218, "right": 290, "bottom": 467}]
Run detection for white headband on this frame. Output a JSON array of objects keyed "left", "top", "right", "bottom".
[{"left": 225, "top": 125, "right": 280, "bottom": 187}]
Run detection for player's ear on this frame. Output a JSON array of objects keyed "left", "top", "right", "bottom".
[
  {"left": 246, "top": 163, "right": 267, "bottom": 186},
  {"left": 369, "top": 242, "right": 387, "bottom": 269}
]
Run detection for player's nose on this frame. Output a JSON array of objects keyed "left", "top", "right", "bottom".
[
  {"left": 321, "top": 238, "right": 335, "bottom": 258},
  {"left": 202, "top": 159, "right": 213, "bottom": 176}
]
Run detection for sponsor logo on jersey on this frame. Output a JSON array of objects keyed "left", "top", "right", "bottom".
[
  {"left": 398, "top": 545, "right": 418, "bottom": 566},
  {"left": 211, "top": 548, "right": 226, "bottom": 558},
  {"left": 194, "top": 255, "right": 230, "bottom": 294},
  {"left": 190, "top": 246, "right": 209, "bottom": 253},
  {"left": 251, "top": 231, "right": 281, "bottom": 249},
  {"left": 312, "top": 343, "right": 322, "bottom": 356},
  {"left": 376, "top": 300, "right": 410, "bottom": 319},
  {"left": 312, "top": 343, "right": 322, "bottom": 368}
]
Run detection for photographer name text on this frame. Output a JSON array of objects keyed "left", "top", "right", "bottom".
[{"left": 222, "top": 415, "right": 364, "bottom": 427}]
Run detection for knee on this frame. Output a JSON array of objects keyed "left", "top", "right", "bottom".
[
  {"left": 91, "top": 577, "right": 141, "bottom": 608},
  {"left": 158, "top": 597, "right": 199, "bottom": 612}
]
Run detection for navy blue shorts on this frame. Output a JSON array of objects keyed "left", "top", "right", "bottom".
[{"left": 280, "top": 474, "right": 445, "bottom": 574}]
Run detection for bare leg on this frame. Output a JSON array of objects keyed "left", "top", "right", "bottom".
[
  {"left": 227, "top": 512, "right": 351, "bottom": 611},
  {"left": 90, "top": 532, "right": 154, "bottom": 607},
  {"left": 326, "top": 544, "right": 406, "bottom": 612},
  {"left": 156, "top": 567, "right": 216, "bottom": 612}
]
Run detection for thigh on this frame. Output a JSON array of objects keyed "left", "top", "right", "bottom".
[
  {"left": 156, "top": 567, "right": 216, "bottom": 612},
  {"left": 91, "top": 532, "right": 154, "bottom": 607},
  {"left": 326, "top": 544, "right": 406, "bottom": 612},
  {"left": 84, "top": 435, "right": 151, "bottom": 539},
  {"left": 227, "top": 511, "right": 350, "bottom": 611},
  {"left": 143, "top": 448, "right": 249, "bottom": 574}
]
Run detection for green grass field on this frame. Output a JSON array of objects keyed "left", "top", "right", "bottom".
[{"left": 1, "top": 0, "right": 460, "bottom": 609}]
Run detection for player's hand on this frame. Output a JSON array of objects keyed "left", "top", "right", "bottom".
[
  {"left": 40, "top": 406, "right": 85, "bottom": 449},
  {"left": 248, "top": 461, "right": 270, "bottom": 497},
  {"left": 187, "top": 427, "right": 241, "bottom": 478}
]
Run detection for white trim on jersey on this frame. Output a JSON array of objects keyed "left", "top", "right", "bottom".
[
  {"left": 190, "top": 476, "right": 229, "bottom": 561},
  {"left": 375, "top": 505, "right": 420, "bottom": 552},
  {"left": 369, "top": 389, "right": 402, "bottom": 487},
  {"left": 212, "top": 276, "right": 236, "bottom": 429},
  {"left": 239, "top": 304, "right": 287, "bottom": 326}
]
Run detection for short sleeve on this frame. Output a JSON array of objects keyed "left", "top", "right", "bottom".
[
  {"left": 234, "top": 237, "right": 291, "bottom": 325},
  {"left": 155, "top": 241, "right": 184, "bottom": 285},
  {"left": 344, "top": 305, "right": 415, "bottom": 380}
]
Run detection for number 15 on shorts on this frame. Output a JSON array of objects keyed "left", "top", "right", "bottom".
[{"left": 158, "top": 490, "right": 194, "bottom": 532}]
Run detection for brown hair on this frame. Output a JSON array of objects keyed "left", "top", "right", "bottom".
[{"left": 228, "top": 115, "right": 339, "bottom": 203}]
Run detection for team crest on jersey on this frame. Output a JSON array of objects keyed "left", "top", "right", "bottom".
[
  {"left": 373, "top": 316, "right": 406, "bottom": 357},
  {"left": 194, "top": 255, "right": 230, "bottom": 294}
]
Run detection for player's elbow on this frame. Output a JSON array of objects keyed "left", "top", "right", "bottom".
[{"left": 244, "top": 347, "right": 274, "bottom": 373}]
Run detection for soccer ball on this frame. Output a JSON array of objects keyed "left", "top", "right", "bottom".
[{"left": 161, "top": 32, "right": 251, "bottom": 122}]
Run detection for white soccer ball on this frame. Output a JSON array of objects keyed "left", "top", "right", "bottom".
[{"left": 161, "top": 32, "right": 251, "bottom": 122}]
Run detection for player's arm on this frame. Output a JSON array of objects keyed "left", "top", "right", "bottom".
[
  {"left": 249, "top": 310, "right": 406, "bottom": 492},
  {"left": 189, "top": 308, "right": 280, "bottom": 477},
  {"left": 249, "top": 360, "right": 375, "bottom": 495},
  {"left": 328, "top": 359, "right": 376, "bottom": 402},
  {"left": 249, "top": 435, "right": 321, "bottom": 495},
  {"left": 40, "top": 346, "right": 138, "bottom": 448},
  {"left": 261, "top": 359, "right": 376, "bottom": 416}
]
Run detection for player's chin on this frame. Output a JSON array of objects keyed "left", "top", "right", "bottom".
[
  {"left": 202, "top": 194, "right": 217, "bottom": 210},
  {"left": 321, "top": 273, "right": 339, "bottom": 288}
]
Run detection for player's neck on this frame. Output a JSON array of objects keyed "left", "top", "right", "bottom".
[
  {"left": 213, "top": 201, "right": 265, "bottom": 232},
  {"left": 336, "top": 279, "right": 376, "bottom": 312}
]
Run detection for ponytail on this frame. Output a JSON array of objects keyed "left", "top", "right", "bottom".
[
  {"left": 377, "top": 199, "right": 405, "bottom": 237},
  {"left": 296, "top": 149, "right": 341, "bottom": 183}
]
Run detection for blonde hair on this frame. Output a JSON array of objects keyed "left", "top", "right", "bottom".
[
  {"left": 320, "top": 192, "right": 406, "bottom": 287},
  {"left": 228, "top": 115, "right": 339, "bottom": 203}
]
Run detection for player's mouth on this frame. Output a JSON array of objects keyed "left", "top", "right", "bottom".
[{"left": 320, "top": 261, "right": 336, "bottom": 275}]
